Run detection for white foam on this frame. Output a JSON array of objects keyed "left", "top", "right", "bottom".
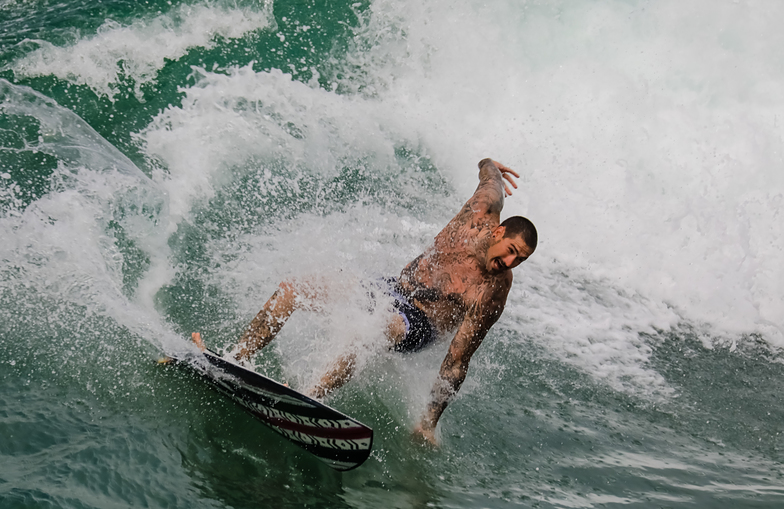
[
  {"left": 138, "top": 63, "right": 430, "bottom": 227},
  {"left": 0, "top": 80, "right": 180, "bottom": 353},
  {"left": 316, "top": 0, "right": 784, "bottom": 383},
  {"left": 11, "top": 2, "right": 274, "bottom": 100}
]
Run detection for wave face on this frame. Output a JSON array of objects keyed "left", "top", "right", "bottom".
[{"left": 2, "top": 0, "right": 784, "bottom": 507}]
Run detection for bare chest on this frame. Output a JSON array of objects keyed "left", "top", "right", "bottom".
[
  {"left": 399, "top": 247, "right": 489, "bottom": 331},
  {"left": 415, "top": 252, "right": 483, "bottom": 298}
]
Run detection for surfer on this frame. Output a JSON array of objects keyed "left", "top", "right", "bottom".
[{"left": 231, "top": 158, "right": 537, "bottom": 445}]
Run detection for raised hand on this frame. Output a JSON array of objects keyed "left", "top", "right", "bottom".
[{"left": 492, "top": 160, "right": 519, "bottom": 197}]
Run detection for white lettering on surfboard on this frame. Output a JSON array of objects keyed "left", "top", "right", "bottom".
[
  {"left": 243, "top": 398, "right": 362, "bottom": 431},
  {"left": 274, "top": 427, "right": 373, "bottom": 450},
  {"left": 210, "top": 374, "right": 366, "bottom": 432}
]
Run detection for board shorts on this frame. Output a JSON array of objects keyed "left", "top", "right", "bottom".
[{"left": 367, "top": 277, "right": 437, "bottom": 353}]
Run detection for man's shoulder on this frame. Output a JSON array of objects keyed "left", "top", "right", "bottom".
[{"left": 491, "top": 271, "right": 514, "bottom": 291}]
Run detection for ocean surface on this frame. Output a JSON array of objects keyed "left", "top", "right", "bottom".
[{"left": 1, "top": 0, "right": 784, "bottom": 507}]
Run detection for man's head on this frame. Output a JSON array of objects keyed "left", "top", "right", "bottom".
[{"left": 485, "top": 216, "right": 537, "bottom": 274}]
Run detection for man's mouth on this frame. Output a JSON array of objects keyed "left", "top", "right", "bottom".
[{"left": 494, "top": 259, "right": 506, "bottom": 271}]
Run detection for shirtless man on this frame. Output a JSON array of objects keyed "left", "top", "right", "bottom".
[{"left": 231, "top": 158, "right": 537, "bottom": 445}]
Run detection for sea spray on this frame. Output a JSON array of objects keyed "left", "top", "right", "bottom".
[
  {"left": 2, "top": 1, "right": 784, "bottom": 506},
  {"left": 0, "top": 79, "right": 178, "bottom": 353},
  {"left": 11, "top": 1, "right": 275, "bottom": 100}
]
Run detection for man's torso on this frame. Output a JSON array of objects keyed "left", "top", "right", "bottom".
[{"left": 398, "top": 213, "right": 512, "bottom": 333}]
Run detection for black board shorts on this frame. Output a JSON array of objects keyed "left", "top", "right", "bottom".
[{"left": 369, "top": 277, "right": 437, "bottom": 353}]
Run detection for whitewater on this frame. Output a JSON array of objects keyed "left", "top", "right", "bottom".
[{"left": 1, "top": 0, "right": 783, "bottom": 507}]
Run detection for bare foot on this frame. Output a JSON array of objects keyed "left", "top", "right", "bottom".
[{"left": 191, "top": 332, "right": 206, "bottom": 351}]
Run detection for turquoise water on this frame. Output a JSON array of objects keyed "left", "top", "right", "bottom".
[{"left": 2, "top": 0, "right": 784, "bottom": 507}]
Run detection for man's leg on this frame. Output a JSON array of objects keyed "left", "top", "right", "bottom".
[
  {"left": 307, "top": 312, "right": 408, "bottom": 399},
  {"left": 310, "top": 353, "right": 356, "bottom": 399},
  {"left": 234, "top": 278, "right": 326, "bottom": 362}
]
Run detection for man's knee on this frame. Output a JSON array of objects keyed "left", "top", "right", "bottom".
[{"left": 385, "top": 313, "right": 407, "bottom": 346}]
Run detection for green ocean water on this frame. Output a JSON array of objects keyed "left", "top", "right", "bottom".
[{"left": 2, "top": 0, "right": 784, "bottom": 507}]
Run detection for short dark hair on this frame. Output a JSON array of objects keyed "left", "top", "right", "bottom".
[{"left": 500, "top": 216, "right": 537, "bottom": 251}]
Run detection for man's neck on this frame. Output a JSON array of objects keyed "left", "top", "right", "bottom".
[{"left": 471, "top": 229, "right": 493, "bottom": 263}]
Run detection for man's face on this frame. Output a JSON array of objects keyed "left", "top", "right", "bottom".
[{"left": 485, "top": 227, "right": 534, "bottom": 275}]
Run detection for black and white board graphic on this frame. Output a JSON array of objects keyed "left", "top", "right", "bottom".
[{"left": 181, "top": 348, "right": 373, "bottom": 471}]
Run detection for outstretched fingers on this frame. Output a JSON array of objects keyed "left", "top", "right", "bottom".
[
  {"left": 502, "top": 172, "right": 519, "bottom": 195},
  {"left": 493, "top": 160, "right": 519, "bottom": 177},
  {"left": 493, "top": 160, "right": 519, "bottom": 196}
]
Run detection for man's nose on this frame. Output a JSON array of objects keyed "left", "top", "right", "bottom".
[{"left": 503, "top": 254, "right": 517, "bottom": 267}]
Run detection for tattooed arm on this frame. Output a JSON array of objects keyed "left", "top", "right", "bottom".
[
  {"left": 413, "top": 283, "right": 509, "bottom": 445},
  {"left": 448, "top": 159, "right": 520, "bottom": 232}
]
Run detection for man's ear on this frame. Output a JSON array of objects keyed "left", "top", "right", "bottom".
[{"left": 493, "top": 225, "right": 506, "bottom": 240}]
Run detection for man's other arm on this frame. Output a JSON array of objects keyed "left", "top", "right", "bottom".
[{"left": 413, "top": 296, "right": 505, "bottom": 445}]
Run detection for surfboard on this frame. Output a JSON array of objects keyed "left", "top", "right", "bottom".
[{"left": 172, "top": 337, "right": 374, "bottom": 471}]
